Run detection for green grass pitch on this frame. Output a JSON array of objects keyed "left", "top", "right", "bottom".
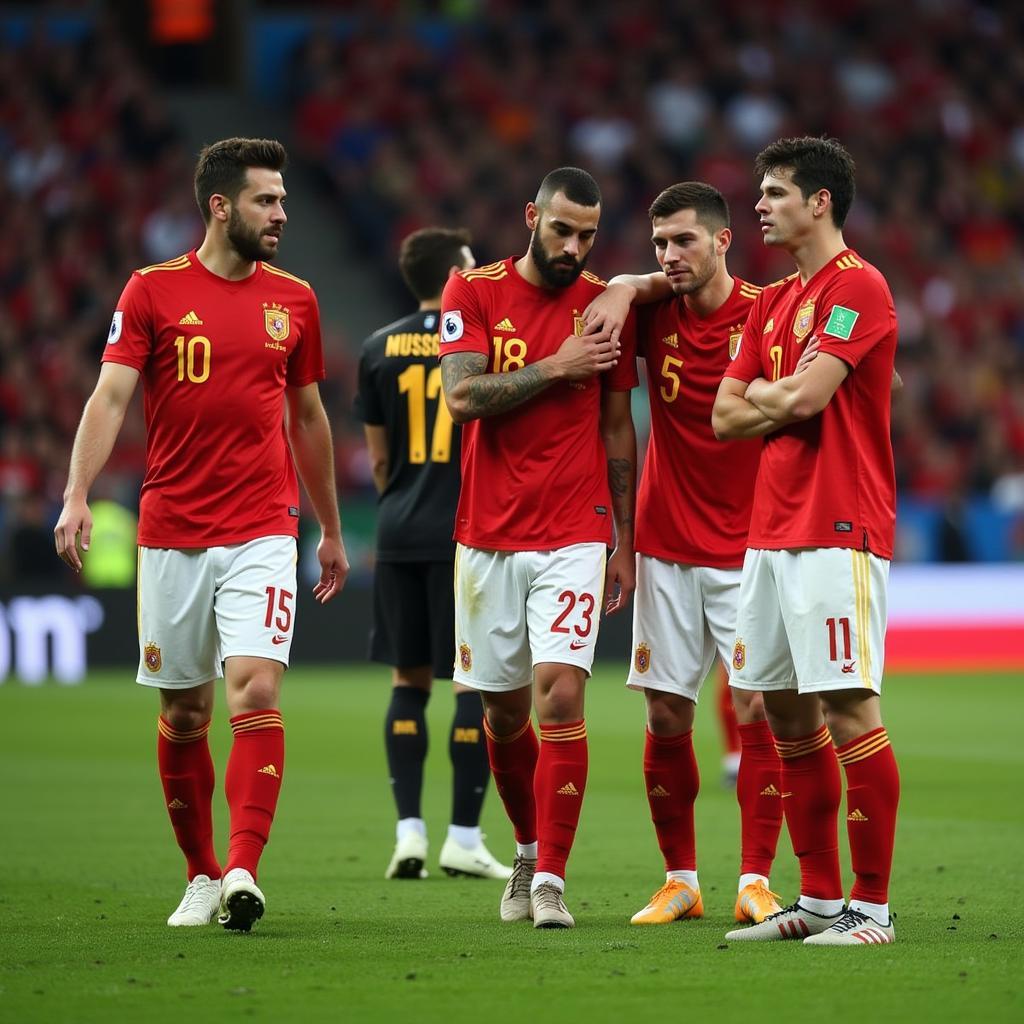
[{"left": 1, "top": 665, "right": 1021, "bottom": 1023}]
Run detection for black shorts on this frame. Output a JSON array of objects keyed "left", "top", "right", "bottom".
[{"left": 370, "top": 560, "right": 455, "bottom": 679}]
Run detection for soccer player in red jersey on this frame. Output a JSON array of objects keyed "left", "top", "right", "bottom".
[
  {"left": 439, "top": 167, "right": 638, "bottom": 928},
  {"left": 584, "top": 183, "right": 784, "bottom": 927},
  {"left": 713, "top": 137, "right": 900, "bottom": 945},
  {"left": 54, "top": 138, "right": 349, "bottom": 932}
]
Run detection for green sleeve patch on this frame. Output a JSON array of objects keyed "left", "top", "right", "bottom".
[{"left": 822, "top": 304, "right": 859, "bottom": 340}]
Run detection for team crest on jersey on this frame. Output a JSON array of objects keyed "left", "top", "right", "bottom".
[
  {"left": 459, "top": 643, "right": 472, "bottom": 673},
  {"left": 729, "top": 331, "right": 743, "bottom": 358},
  {"left": 144, "top": 642, "right": 162, "bottom": 673},
  {"left": 264, "top": 303, "right": 290, "bottom": 342},
  {"left": 573, "top": 313, "right": 586, "bottom": 337},
  {"left": 634, "top": 643, "right": 651, "bottom": 675},
  {"left": 732, "top": 638, "right": 746, "bottom": 671},
  {"left": 792, "top": 299, "right": 815, "bottom": 340}
]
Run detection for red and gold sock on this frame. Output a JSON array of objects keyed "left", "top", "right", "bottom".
[
  {"left": 157, "top": 716, "right": 220, "bottom": 880},
  {"left": 837, "top": 727, "right": 900, "bottom": 905},
  {"left": 224, "top": 709, "right": 284, "bottom": 878},
  {"left": 717, "top": 668, "right": 741, "bottom": 757},
  {"left": 736, "top": 720, "right": 783, "bottom": 878},
  {"left": 775, "top": 725, "right": 843, "bottom": 900},
  {"left": 535, "top": 721, "right": 588, "bottom": 878},
  {"left": 483, "top": 717, "right": 539, "bottom": 845},
  {"left": 642, "top": 729, "right": 699, "bottom": 872}
]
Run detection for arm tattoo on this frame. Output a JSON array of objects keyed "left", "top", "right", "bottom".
[
  {"left": 607, "top": 457, "right": 632, "bottom": 498},
  {"left": 441, "top": 350, "right": 554, "bottom": 419}
]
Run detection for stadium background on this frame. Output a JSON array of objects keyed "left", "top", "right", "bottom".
[{"left": 1, "top": 0, "right": 1022, "bottom": 682}]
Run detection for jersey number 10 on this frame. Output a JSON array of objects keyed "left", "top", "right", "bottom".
[{"left": 397, "top": 364, "right": 454, "bottom": 463}]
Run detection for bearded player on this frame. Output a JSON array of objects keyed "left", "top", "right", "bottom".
[
  {"left": 54, "top": 138, "right": 349, "bottom": 933},
  {"left": 439, "top": 167, "right": 637, "bottom": 929}
]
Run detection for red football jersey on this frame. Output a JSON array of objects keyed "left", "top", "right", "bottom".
[
  {"left": 440, "top": 257, "right": 638, "bottom": 550},
  {"left": 102, "top": 251, "right": 325, "bottom": 548},
  {"left": 636, "top": 278, "right": 762, "bottom": 568},
  {"left": 727, "top": 250, "right": 897, "bottom": 558}
]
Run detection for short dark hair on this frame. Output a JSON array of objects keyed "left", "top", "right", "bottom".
[
  {"left": 194, "top": 137, "right": 288, "bottom": 223},
  {"left": 754, "top": 136, "right": 856, "bottom": 229},
  {"left": 398, "top": 227, "right": 472, "bottom": 301},
  {"left": 536, "top": 167, "right": 601, "bottom": 209},
  {"left": 648, "top": 182, "right": 730, "bottom": 232}
]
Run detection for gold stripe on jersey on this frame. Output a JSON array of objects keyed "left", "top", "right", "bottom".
[
  {"left": 836, "top": 254, "right": 865, "bottom": 272},
  {"left": 263, "top": 263, "right": 310, "bottom": 288},
  {"left": 852, "top": 550, "right": 874, "bottom": 688},
  {"left": 765, "top": 273, "right": 798, "bottom": 290},
  {"left": 462, "top": 262, "right": 508, "bottom": 281},
  {"left": 581, "top": 270, "right": 607, "bottom": 287},
  {"left": 739, "top": 283, "right": 762, "bottom": 299},
  {"left": 137, "top": 255, "right": 191, "bottom": 276}
]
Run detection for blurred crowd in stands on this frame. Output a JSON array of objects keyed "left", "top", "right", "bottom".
[{"left": 3, "top": 1, "right": 1023, "bottom": 582}]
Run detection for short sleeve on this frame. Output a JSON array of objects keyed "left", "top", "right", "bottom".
[
  {"left": 813, "top": 273, "right": 895, "bottom": 371},
  {"left": 725, "top": 294, "right": 766, "bottom": 383},
  {"left": 101, "top": 273, "right": 153, "bottom": 371},
  {"left": 286, "top": 288, "right": 326, "bottom": 387},
  {"left": 353, "top": 340, "right": 383, "bottom": 425},
  {"left": 439, "top": 273, "right": 488, "bottom": 359}
]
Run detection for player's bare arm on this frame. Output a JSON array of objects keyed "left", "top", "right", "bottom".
[
  {"left": 582, "top": 273, "right": 672, "bottom": 346},
  {"left": 363, "top": 424, "right": 389, "bottom": 494},
  {"left": 285, "top": 382, "right": 349, "bottom": 603},
  {"left": 441, "top": 332, "right": 618, "bottom": 423},
  {"left": 743, "top": 350, "right": 850, "bottom": 423},
  {"left": 711, "top": 376, "right": 786, "bottom": 440},
  {"left": 55, "top": 361, "right": 140, "bottom": 572},
  {"left": 599, "top": 389, "right": 637, "bottom": 615}
]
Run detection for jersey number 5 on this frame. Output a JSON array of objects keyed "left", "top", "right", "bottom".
[{"left": 397, "top": 364, "right": 454, "bottom": 463}]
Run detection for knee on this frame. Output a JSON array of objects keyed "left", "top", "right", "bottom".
[
  {"left": 483, "top": 701, "right": 528, "bottom": 737},
  {"left": 161, "top": 693, "right": 213, "bottom": 732},
  {"left": 535, "top": 674, "right": 585, "bottom": 724},
  {"left": 645, "top": 692, "right": 693, "bottom": 736},
  {"left": 229, "top": 673, "right": 280, "bottom": 713},
  {"left": 733, "top": 688, "right": 767, "bottom": 725}
]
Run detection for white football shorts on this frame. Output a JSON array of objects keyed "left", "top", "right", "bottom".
[
  {"left": 453, "top": 542, "right": 607, "bottom": 691},
  {"left": 730, "top": 547, "right": 889, "bottom": 695},
  {"left": 626, "top": 555, "right": 741, "bottom": 702},
  {"left": 136, "top": 535, "right": 298, "bottom": 688}
]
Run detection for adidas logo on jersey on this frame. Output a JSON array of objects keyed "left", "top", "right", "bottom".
[
  {"left": 556, "top": 781, "right": 581, "bottom": 796},
  {"left": 662, "top": 332, "right": 679, "bottom": 348},
  {"left": 760, "top": 784, "right": 781, "bottom": 797},
  {"left": 847, "top": 807, "right": 869, "bottom": 822},
  {"left": 648, "top": 784, "right": 670, "bottom": 798},
  {"left": 494, "top": 317, "right": 516, "bottom": 332},
  {"left": 258, "top": 764, "right": 280, "bottom": 778},
  {"left": 167, "top": 798, "right": 188, "bottom": 809},
  {"left": 178, "top": 310, "right": 204, "bottom": 325}
]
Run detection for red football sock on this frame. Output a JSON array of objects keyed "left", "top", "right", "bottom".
[
  {"left": 717, "top": 668, "right": 741, "bottom": 756},
  {"left": 157, "top": 717, "right": 220, "bottom": 880},
  {"left": 736, "top": 720, "right": 783, "bottom": 878},
  {"left": 775, "top": 725, "right": 843, "bottom": 900},
  {"left": 224, "top": 709, "right": 284, "bottom": 879},
  {"left": 837, "top": 727, "right": 900, "bottom": 905},
  {"left": 642, "top": 729, "right": 699, "bottom": 872},
  {"left": 484, "top": 717, "right": 539, "bottom": 845},
  {"left": 535, "top": 721, "right": 588, "bottom": 879}
]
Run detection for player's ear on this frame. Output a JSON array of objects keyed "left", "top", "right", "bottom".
[
  {"left": 812, "top": 189, "right": 831, "bottom": 219},
  {"left": 525, "top": 201, "right": 539, "bottom": 231},
  {"left": 208, "top": 192, "right": 230, "bottom": 224},
  {"left": 716, "top": 227, "right": 732, "bottom": 255}
]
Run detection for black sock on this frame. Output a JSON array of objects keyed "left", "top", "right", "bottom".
[
  {"left": 384, "top": 686, "right": 429, "bottom": 820},
  {"left": 449, "top": 690, "right": 490, "bottom": 828}
]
